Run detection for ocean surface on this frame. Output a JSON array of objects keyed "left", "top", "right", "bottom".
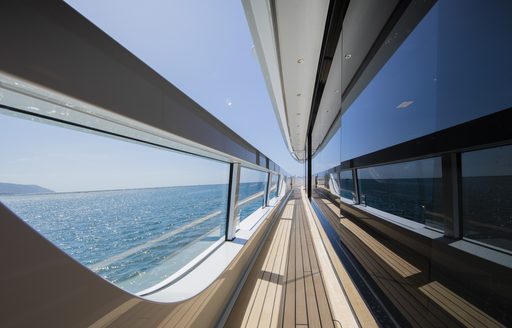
[{"left": 0, "top": 182, "right": 266, "bottom": 293}]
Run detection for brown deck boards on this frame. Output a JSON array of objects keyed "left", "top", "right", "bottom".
[{"left": 226, "top": 189, "right": 336, "bottom": 328}]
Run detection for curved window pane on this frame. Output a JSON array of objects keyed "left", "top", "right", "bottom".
[
  {"left": 236, "top": 167, "right": 266, "bottom": 223},
  {"left": 357, "top": 157, "right": 443, "bottom": 230},
  {"left": 0, "top": 108, "right": 230, "bottom": 293},
  {"left": 462, "top": 145, "right": 512, "bottom": 252}
]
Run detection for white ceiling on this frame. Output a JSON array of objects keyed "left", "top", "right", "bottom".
[
  {"left": 244, "top": 0, "right": 329, "bottom": 162},
  {"left": 244, "top": 0, "right": 400, "bottom": 161}
]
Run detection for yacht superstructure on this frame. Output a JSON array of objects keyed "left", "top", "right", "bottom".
[{"left": 0, "top": 1, "right": 511, "bottom": 327}]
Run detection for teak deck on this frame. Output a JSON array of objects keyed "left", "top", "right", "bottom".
[{"left": 226, "top": 190, "right": 338, "bottom": 328}]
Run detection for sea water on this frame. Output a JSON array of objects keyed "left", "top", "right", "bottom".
[{"left": 0, "top": 182, "right": 266, "bottom": 293}]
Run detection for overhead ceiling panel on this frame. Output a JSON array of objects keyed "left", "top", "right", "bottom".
[
  {"left": 245, "top": 0, "right": 402, "bottom": 161},
  {"left": 244, "top": 0, "right": 329, "bottom": 162},
  {"left": 242, "top": 0, "right": 292, "bottom": 157},
  {"left": 274, "top": 0, "right": 330, "bottom": 160}
]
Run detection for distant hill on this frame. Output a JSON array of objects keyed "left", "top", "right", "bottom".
[{"left": 0, "top": 182, "right": 55, "bottom": 195}]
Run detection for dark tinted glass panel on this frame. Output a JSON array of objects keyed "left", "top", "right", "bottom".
[
  {"left": 237, "top": 167, "right": 266, "bottom": 223},
  {"left": 341, "top": 0, "right": 512, "bottom": 161},
  {"left": 340, "top": 170, "right": 355, "bottom": 201},
  {"left": 462, "top": 145, "right": 512, "bottom": 252},
  {"left": 313, "top": 127, "right": 341, "bottom": 175},
  {"left": 358, "top": 158, "right": 444, "bottom": 230}
]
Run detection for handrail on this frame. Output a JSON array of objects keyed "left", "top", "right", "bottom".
[
  {"left": 90, "top": 210, "right": 223, "bottom": 271},
  {"left": 90, "top": 188, "right": 272, "bottom": 271},
  {"left": 238, "top": 191, "right": 265, "bottom": 208}
]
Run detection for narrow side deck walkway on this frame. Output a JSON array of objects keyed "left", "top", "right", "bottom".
[{"left": 226, "top": 189, "right": 340, "bottom": 328}]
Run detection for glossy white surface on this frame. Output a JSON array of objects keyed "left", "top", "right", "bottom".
[
  {"left": 146, "top": 241, "right": 244, "bottom": 302},
  {"left": 242, "top": 0, "right": 293, "bottom": 158}
]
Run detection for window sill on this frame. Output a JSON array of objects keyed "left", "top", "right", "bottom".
[
  {"left": 352, "top": 203, "right": 443, "bottom": 240},
  {"left": 141, "top": 193, "right": 285, "bottom": 302}
]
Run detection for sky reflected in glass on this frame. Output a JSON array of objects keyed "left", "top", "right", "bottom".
[{"left": 341, "top": 0, "right": 512, "bottom": 161}]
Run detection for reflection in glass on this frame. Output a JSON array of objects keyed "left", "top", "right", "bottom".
[
  {"left": 268, "top": 173, "right": 279, "bottom": 200},
  {"left": 236, "top": 167, "right": 267, "bottom": 224},
  {"left": 462, "top": 145, "right": 512, "bottom": 252},
  {"left": 340, "top": 170, "right": 355, "bottom": 201},
  {"left": 0, "top": 110, "right": 230, "bottom": 293},
  {"left": 358, "top": 158, "right": 444, "bottom": 230},
  {"left": 341, "top": 0, "right": 512, "bottom": 161}
]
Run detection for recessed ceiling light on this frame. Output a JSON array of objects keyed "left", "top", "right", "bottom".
[
  {"left": 396, "top": 100, "right": 414, "bottom": 109},
  {"left": 334, "top": 89, "right": 340, "bottom": 94},
  {"left": 297, "top": 58, "right": 304, "bottom": 64},
  {"left": 344, "top": 54, "right": 352, "bottom": 59}
]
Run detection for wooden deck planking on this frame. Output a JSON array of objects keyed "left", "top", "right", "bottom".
[
  {"left": 282, "top": 203, "right": 297, "bottom": 328},
  {"left": 257, "top": 219, "right": 291, "bottom": 327},
  {"left": 229, "top": 207, "right": 288, "bottom": 327},
  {"left": 294, "top": 199, "right": 308, "bottom": 326},
  {"left": 227, "top": 190, "right": 339, "bottom": 328},
  {"left": 303, "top": 213, "right": 334, "bottom": 328},
  {"left": 245, "top": 220, "right": 288, "bottom": 328}
]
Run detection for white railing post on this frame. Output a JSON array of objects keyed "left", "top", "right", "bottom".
[{"left": 226, "top": 163, "right": 241, "bottom": 241}]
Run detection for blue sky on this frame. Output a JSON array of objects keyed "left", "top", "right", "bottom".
[
  {"left": 0, "top": 108, "right": 281, "bottom": 192},
  {"left": 0, "top": 111, "right": 232, "bottom": 192},
  {"left": 0, "top": 0, "right": 304, "bottom": 192},
  {"left": 2, "top": 1, "right": 510, "bottom": 191},
  {"left": 63, "top": 0, "right": 302, "bottom": 174}
]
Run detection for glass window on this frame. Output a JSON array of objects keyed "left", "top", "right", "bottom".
[
  {"left": 268, "top": 173, "right": 279, "bottom": 200},
  {"left": 0, "top": 108, "right": 230, "bottom": 293},
  {"left": 340, "top": 170, "right": 355, "bottom": 202},
  {"left": 357, "top": 157, "right": 444, "bottom": 230},
  {"left": 313, "top": 127, "right": 341, "bottom": 175},
  {"left": 461, "top": 145, "right": 512, "bottom": 252},
  {"left": 236, "top": 167, "right": 267, "bottom": 223},
  {"left": 341, "top": 0, "right": 512, "bottom": 161}
]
